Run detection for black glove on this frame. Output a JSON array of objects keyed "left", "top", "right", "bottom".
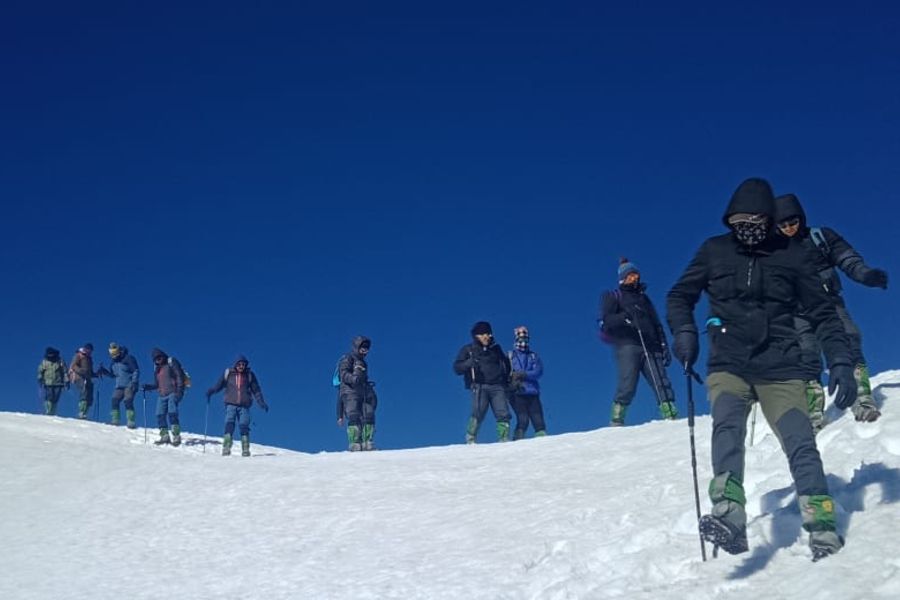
[
  {"left": 140, "top": 383, "right": 152, "bottom": 392},
  {"left": 862, "top": 268, "right": 888, "bottom": 289},
  {"left": 660, "top": 345, "right": 672, "bottom": 367},
  {"left": 673, "top": 329, "right": 699, "bottom": 369},
  {"left": 258, "top": 400, "right": 269, "bottom": 413},
  {"left": 828, "top": 364, "right": 858, "bottom": 409}
]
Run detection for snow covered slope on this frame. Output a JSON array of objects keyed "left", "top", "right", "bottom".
[{"left": 3, "top": 372, "right": 899, "bottom": 600}]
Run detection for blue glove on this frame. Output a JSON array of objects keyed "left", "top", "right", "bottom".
[{"left": 828, "top": 364, "right": 857, "bottom": 409}]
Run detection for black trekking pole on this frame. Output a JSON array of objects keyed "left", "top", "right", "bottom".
[
  {"left": 142, "top": 390, "right": 148, "bottom": 445},
  {"left": 632, "top": 317, "right": 666, "bottom": 408},
  {"left": 685, "top": 363, "right": 707, "bottom": 562}
]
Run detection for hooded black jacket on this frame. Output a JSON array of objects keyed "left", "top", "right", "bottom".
[
  {"left": 338, "top": 336, "right": 373, "bottom": 404},
  {"left": 667, "top": 178, "right": 852, "bottom": 381},
  {"left": 775, "top": 193, "right": 879, "bottom": 297}
]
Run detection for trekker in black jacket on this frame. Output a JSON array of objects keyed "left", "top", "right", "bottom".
[
  {"left": 598, "top": 258, "right": 676, "bottom": 426},
  {"left": 666, "top": 177, "right": 858, "bottom": 561},
  {"left": 774, "top": 193, "right": 887, "bottom": 428},
  {"left": 453, "top": 321, "right": 512, "bottom": 443},
  {"left": 336, "top": 336, "right": 377, "bottom": 451}
]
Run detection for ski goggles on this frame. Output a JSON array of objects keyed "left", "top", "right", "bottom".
[{"left": 727, "top": 213, "right": 769, "bottom": 226}]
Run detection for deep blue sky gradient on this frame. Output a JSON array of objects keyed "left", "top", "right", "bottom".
[{"left": 2, "top": 2, "right": 898, "bottom": 452}]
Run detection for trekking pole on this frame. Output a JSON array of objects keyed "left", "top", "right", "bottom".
[
  {"left": 142, "top": 390, "right": 148, "bottom": 445},
  {"left": 633, "top": 318, "right": 666, "bottom": 408},
  {"left": 748, "top": 403, "right": 758, "bottom": 446},
  {"left": 685, "top": 363, "right": 707, "bottom": 562},
  {"left": 94, "top": 380, "right": 101, "bottom": 421}
]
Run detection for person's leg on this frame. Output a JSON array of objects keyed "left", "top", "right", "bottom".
[
  {"left": 610, "top": 345, "right": 642, "bottom": 425},
  {"left": 167, "top": 395, "right": 181, "bottom": 446},
  {"left": 805, "top": 379, "right": 826, "bottom": 434},
  {"left": 46, "top": 386, "right": 62, "bottom": 415},
  {"left": 238, "top": 406, "right": 252, "bottom": 456},
  {"left": 123, "top": 386, "right": 137, "bottom": 428},
  {"left": 155, "top": 393, "right": 171, "bottom": 443},
  {"left": 361, "top": 399, "right": 376, "bottom": 450},
  {"left": 110, "top": 388, "right": 125, "bottom": 425},
  {"left": 222, "top": 404, "right": 237, "bottom": 455},
  {"left": 641, "top": 352, "right": 677, "bottom": 419},
  {"left": 526, "top": 394, "right": 546, "bottom": 436},
  {"left": 466, "top": 385, "right": 490, "bottom": 443},
  {"left": 486, "top": 384, "right": 511, "bottom": 441},
  {"left": 756, "top": 379, "right": 842, "bottom": 558},
  {"left": 510, "top": 395, "right": 528, "bottom": 440},
  {"left": 834, "top": 302, "right": 880, "bottom": 422},
  {"left": 343, "top": 396, "right": 362, "bottom": 450},
  {"left": 699, "top": 372, "right": 754, "bottom": 554}
]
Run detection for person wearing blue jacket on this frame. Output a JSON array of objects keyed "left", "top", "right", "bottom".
[
  {"left": 508, "top": 326, "right": 546, "bottom": 439},
  {"left": 99, "top": 342, "right": 140, "bottom": 428}
]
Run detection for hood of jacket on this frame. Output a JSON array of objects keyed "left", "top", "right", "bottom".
[
  {"left": 722, "top": 178, "right": 776, "bottom": 228},
  {"left": 351, "top": 336, "right": 371, "bottom": 355},
  {"left": 44, "top": 347, "right": 60, "bottom": 360},
  {"left": 151, "top": 348, "right": 168, "bottom": 362},
  {"left": 774, "top": 193, "right": 808, "bottom": 230},
  {"left": 234, "top": 354, "right": 249, "bottom": 367}
]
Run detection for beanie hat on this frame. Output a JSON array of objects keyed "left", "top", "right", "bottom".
[
  {"left": 45, "top": 347, "right": 59, "bottom": 359},
  {"left": 471, "top": 321, "right": 493, "bottom": 336},
  {"left": 617, "top": 257, "right": 639, "bottom": 283},
  {"left": 80, "top": 343, "right": 94, "bottom": 354}
]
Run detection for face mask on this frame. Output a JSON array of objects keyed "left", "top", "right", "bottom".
[{"left": 732, "top": 221, "right": 768, "bottom": 246}]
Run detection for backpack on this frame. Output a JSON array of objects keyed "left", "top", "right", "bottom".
[
  {"left": 332, "top": 354, "right": 347, "bottom": 387},
  {"left": 168, "top": 357, "right": 191, "bottom": 388},
  {"left": 597, "top": 289, "right": 622, "bottom": 344},
  {"left": 809, "top": 227, "right": 831, "bottom": 260}
]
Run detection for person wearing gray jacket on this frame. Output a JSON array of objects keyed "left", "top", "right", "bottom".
[{"left": 37, "top": 347, "right": 68, "bottom": 416}]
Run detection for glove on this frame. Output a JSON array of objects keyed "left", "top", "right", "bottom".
[
  {"left": 862, "top": 268, "right": 888, "bottom": 289},
  {"left": 258, "top": 401, "right": 269, "bottom": 413},
  {"left": 337, "top": 417, "right": 344, "bottom": 427},
  {"left": 65, "top": 382, "right": 71, "bottom": 391},
  {"left": 660, "top": 345, "right": 672, "bottom": 367},
  {"left": 205, "top": 391, "right": 212, "bottom": 403},
  {"left": 828, "top": 364, "right": 858, "bottom": 409},
  {"left": 673, "top": 329, "right": 699, "bottom": 369},
  {"left": 140, "top": 383, "right": 152, "bottom": 392}
]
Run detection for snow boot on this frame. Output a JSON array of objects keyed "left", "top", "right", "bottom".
[
  {"left": 347, "top": 425, "right": 362, "bottom": 451},
  {"left": 496, "top": 421, "right": 510, "bottom": 442},
  {"left": 799, "top": 494, "right": 842, "bottom": 560},
  {"left": 222, "top": 433, "right": 233, "bottom": 456},
  {"left": 465, "top": 417, "right": 479, "bottom": 444},
  {"left": 362, "top": 424, "right": 376, "bottom": 451},
  {"left": 699, "top": 473, "right": 748, "bottom": 555},
  {"left": 171, "top": 424, "right": 182, "bottom": 447},
  {"left": 126, "top": 409, "right": 137, "bottom": 429},
  {"left": 806, "top": 379, "right": 826, "bottom": 434},
  {"left": 155, "top": 428, "right": 171, "bottom": 445},
  {"left": 513, "top": 428, "right": 526, "bottom": 440},
  {"left": 659, "top": 401, "right": 678, "bottom": 420},
  {"left": 111, "top": 409, "right": 120, "bottom": 426},
  {"left": 44, "top": 400, "right": 54, "bottom": 415},
  {"left": 241, "top": 434, "right": 250, "bottom": 457},
  {"left": 78, "top": 400, "right": 89, "bottom": 419},
  {"left": 810, "top": 530, "right": 844, "bottom": 562},
  {"left": 851, "top": 365, "right": 880, "bottom": 422},
  {"left": 609, "top": 402, "right": 627, "bottom": 426},
  {"left": 534, "top": 430, "right": 547, "bottom": 437}
]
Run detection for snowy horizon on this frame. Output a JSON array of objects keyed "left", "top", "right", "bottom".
[{"left": 3, "top": 371, "right": 899, "bottom": 599}]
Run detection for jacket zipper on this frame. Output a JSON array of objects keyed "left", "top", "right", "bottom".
[{"left": 746, "top": 257, "right": 755, "bottom": 288}]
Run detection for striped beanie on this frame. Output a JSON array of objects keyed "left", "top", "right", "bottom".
[{"left": 617, "top": 257, "right": 639, "bottom": 283}]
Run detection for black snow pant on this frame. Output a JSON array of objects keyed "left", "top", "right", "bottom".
[
  {"left": 510, "top": 393, "right": 546, "bottom": 438},
  {"left": 111, "top": 386, "right": 137, "bottom": 412},
  {"left": 612, "top": 344, "right": 675, "bottom": 407},
  {"left": 471, "top": 384, "right": 511, "bottom": 426},
  {"left": 341, "top": 394, "right": 362, "bottom": 430},
  {"left": 706, "top": 372, "right": 828, "bottom": 496}
]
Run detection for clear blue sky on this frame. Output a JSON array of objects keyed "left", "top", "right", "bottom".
[{"left": 2, "top": 1, "right": 897, "bottom": 453}]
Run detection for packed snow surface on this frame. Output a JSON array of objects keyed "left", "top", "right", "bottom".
[{"left": 3, "top": 371, "right": 900, "bottom": 599}]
